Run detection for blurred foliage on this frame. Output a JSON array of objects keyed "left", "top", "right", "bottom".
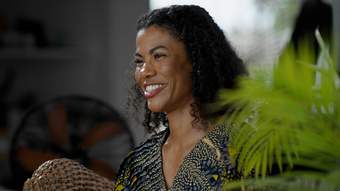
[{"left": 215, "top": 31, "right": 340, "bottom": 190}]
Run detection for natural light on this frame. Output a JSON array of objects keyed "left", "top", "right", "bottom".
[
  {"left": 150, "top": 0, "right": 274, "bottom": 31},
  {"left": 149, "top": 0, "right": 299, "bottom": 66}
]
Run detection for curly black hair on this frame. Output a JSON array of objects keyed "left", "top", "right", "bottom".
[{"left": 129, "top": 5, "right": 248, "bottom": 133}]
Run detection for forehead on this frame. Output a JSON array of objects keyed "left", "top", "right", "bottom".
[
  {"left": 136, "top": 26, "right": 181, "bottom": 51},
  {"left": 137, "top": 25, "right": 172, "bottom": 40}
]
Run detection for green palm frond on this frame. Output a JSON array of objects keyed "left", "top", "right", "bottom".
[{"left": 217, "top": 31, "right": 340, "bottom": 190}]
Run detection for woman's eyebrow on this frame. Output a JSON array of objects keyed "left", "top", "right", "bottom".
[
  {"left": 135, "top": 52, "right": 142, "bottom": 57},
  {"left": 135, "top": 45, "right": 168, "bottom": 57},
  {"left": 149, "top": 45, "right": 167, "bottom": 54}
]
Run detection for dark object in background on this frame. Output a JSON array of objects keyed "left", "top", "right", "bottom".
[
  {"left": 0, "top": 68, "right": 15, "bottom": 100},
  {"left": 0, "top": 15, "right": 8, "bottom": 47},
  {"left": 14, "top": 18, "right": 48, "bottom": 47},
  {"left": 9, "top": 95, "right": 135, "bottom": 190},
  {"left": 291, "top": 0, "right": 333, "bottom": 54},
  {"left": 0, "top": 68, "right": 15, "bottom": 129}
]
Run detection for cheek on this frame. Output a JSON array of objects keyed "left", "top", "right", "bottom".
[
  {"left": 160, "top": 63, "right": 178, "bottom": 77},
  {"left": 181, "top": 73, "right": 193, "bottom": 91},
  {"left": 177, "top": 69, "right": 193, "bottom": 93},
  {"left": 134, "top": 69, "right": 142, "bottom": 86}
]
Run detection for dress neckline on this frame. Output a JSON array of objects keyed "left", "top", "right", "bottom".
[{"left": 158, "top": 124, "right": 227, "bottom": 190}]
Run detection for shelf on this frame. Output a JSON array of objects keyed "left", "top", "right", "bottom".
[{"left": 0, "top": 47, "right": 79, "bottom": 61}]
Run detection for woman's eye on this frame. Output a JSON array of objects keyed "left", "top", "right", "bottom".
[
  {"left": 154, "top": 53, "right": 166, "bottom": 60},
  {"left": 134, "top": 59, "right": 144, "bottom": 67}
]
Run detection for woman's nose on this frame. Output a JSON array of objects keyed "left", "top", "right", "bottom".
[{"left": 140, "top": 61, "right": 156, "bottom": 78}]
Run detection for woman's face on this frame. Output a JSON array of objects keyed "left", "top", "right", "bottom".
[{"left": 134, "top": 25, "right": 193, "bottom": 113}]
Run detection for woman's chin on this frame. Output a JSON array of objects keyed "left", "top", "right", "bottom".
[
  {"left": 147, "top": 101, "right": 165, "bottom": 113},
  {"left": 147, "top": 106, "right": 164, "bottom": 113}
]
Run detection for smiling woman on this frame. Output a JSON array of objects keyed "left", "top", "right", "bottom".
[
  {"left": 114, "top": 5, "right": 248, "bottom": 190},
  {"left": 21, "top": 4, "right": 248, "bottom": 191},
  {"left": 134, "top": 26, "right": 193, "bottom": 113}
]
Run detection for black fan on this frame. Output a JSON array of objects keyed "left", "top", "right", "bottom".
[{"left": 9, "top": 95, "right": 134, "bottom": 189}]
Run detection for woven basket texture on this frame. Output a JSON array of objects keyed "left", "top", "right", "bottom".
[{"left": 23, "top": 158, "right": 115, "bottom": 191}]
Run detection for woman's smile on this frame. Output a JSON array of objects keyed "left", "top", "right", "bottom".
[{"left": 143, "top": 83, "right": 167, "bottom": 99}]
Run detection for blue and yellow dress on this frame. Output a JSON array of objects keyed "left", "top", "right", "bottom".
[{"left": 114, "top": 125, "right": 239, "bottom": 190}]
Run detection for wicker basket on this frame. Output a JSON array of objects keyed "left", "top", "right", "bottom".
[{"left": 23, "top": 158, "right": 115, "bottom": 191}]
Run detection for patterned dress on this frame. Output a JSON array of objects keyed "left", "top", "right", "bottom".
[{"left": 114, "top": 125, "right": 239, "bottom": 190}]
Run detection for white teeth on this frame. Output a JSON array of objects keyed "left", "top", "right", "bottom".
[{"left": 146, "top": 84, "right": 163, "bottom": 92}]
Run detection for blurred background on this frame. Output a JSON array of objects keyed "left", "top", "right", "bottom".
[{"left": 0, "top": 0, "right": 337, "bottom": 190}]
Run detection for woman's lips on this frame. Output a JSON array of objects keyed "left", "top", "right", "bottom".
[{"left": 144, "top": 84, "right": 166, "bottom": 99}]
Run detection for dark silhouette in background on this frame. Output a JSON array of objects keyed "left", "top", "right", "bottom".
[{"left": 291, "top": 0, "right": 333, "bottom": 54}]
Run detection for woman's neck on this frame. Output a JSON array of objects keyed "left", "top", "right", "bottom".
[
  {"left": 161, "top": 101, "right": 208, "bottom": 188},
  {"left": 165, "top": 102, "right": 206, "bottom": 146}
]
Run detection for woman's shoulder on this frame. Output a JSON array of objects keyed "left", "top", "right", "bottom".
[
  {"left": 132, "top": 128, "right": 168, "bottom": 156},
  {"left": 116, "top": 128, "right": 168, "bottom": 173},
  {"left": 114, "top": 129, "right": 168, "bottom": 190}
]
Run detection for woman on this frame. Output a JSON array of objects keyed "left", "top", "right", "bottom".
[
  {"left": 23, "top": 4, "right": 247, "bottom": 191},
  {"left": 115, "top": 5, "right": 247, "bottom": 190}
]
